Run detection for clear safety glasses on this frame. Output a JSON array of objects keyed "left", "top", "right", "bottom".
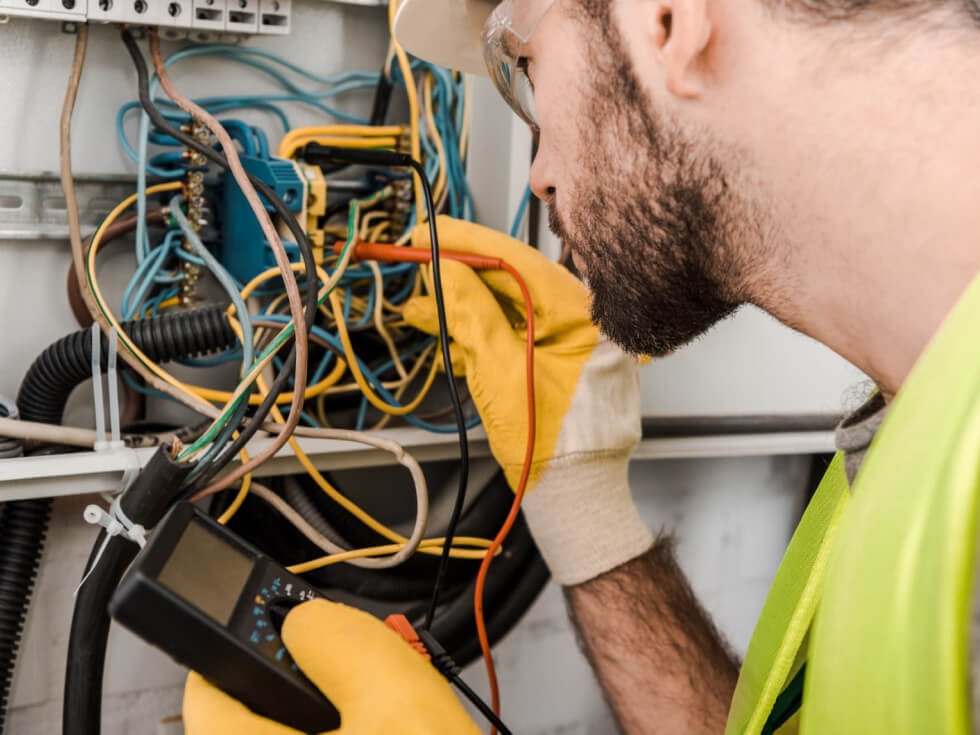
[{"left": 481, "top": 0, "right": 558, "bottom": 129}]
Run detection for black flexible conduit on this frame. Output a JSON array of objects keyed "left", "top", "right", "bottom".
[
  {"left": 18, "top": 306, "right": 234, "bottom": 425},
  {"left": 0, "top": 396, "right": 30, "bottom": 735},
  {"left": 0, "top": 308, "right": 235, "bottom": 734}
]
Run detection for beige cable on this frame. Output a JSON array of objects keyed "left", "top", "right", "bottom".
[
  {"left": 247, "top": 481, "right": 430, "bottom": 569},
  {"left": 194, "top": 425, "right": 431, "bottom": 569}
]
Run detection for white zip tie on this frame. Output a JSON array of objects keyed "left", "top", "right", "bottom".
[
  {"left": 91, "top": 325, "right": 124, "bottom": 451},
  {"left": 91, "top": 324, "right": 107, "bottom": 451},
  {"left": 106, "top": 328, "right": 124, "bottom": 450},
  {"left": 74, "top": 449, "right": 144, "bottom": 597}
]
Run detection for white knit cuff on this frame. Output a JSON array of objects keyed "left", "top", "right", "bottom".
[{"left": 520, "top": 452, "right": 654, "bottom": 586}]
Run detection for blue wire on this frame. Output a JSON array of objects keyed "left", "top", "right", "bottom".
[
  {"left": 121, "top": 240, "right": 170, "bottom": 319},
  {"left": 170, "top": 194, "right": 255, "bottom": 372}
]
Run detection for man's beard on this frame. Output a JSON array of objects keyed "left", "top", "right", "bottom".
[{"left": 553, "top": 0, "right": 768, "bottom": 357}]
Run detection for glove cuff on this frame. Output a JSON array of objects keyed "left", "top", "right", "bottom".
[{"left": 521, "top": 451, "right": 654, "bottom": 586}]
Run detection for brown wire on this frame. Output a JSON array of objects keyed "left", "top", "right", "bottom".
[
  {"left": 147, "top": 31, "right": 310, "bottom": 494},
  {"left": 60, "top": 26, "right": 220, "bottom": 424}
]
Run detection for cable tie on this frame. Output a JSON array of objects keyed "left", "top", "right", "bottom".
[
  {"left": 91, "top": 324, "right": 107, "bottom": 451},
  {"left": 83, "top": 496, "right": 146, "bottom": 547},
  {"left": 106, "top": 328, "right": 124, "bottom": 450},
  {"left": 74, "top": 451, "right": 145, "bottom": 597}
]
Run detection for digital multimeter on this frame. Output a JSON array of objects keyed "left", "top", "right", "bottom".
[{"left": 109, "top": 502, "right": 341, "bottom": 734}]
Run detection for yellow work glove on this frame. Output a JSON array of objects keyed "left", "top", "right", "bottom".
[
  {"left": 183, "top": 599, "right": 481, "bottom": 735},
  {"left": 405, "top": 216, "right": 654, "bottom": 585}
]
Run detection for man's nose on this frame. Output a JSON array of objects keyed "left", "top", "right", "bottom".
[{"left": 529, "top": 145, "right": 557, "bottom": 201}]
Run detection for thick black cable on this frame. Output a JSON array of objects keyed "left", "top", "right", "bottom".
[
  {"left": 64, "top": 447, "right": 193, "bottom": 735},
  {"left": 120, "top": 30, "right": 317, "bottom": 482},
  {"left": 300, "top": 145, "right": 471, "bottom": 631}
]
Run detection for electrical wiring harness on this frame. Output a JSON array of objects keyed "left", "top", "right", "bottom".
[{"left": 0, "top": 7, "right": 548, "bottom": 734}]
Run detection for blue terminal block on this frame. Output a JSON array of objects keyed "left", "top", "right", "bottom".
[{"left": 220, "top": 156, "right": 306, "bottom": 285}]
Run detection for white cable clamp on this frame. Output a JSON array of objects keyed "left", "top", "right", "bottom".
[
  {"left": 83, "top": 497, "right": 147, "bottom": 549},
  {"left": 73, "top": 449, "right": 145, "bottom": 597}
]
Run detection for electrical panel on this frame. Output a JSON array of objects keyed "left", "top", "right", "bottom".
[{"left": 0, "top": 0, "right": 289, "bottom": 35}]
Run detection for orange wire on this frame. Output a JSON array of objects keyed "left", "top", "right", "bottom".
[
  {"left": 339, "top": 241, "right": 538, "bottom": 733},
  {"left": 472, "top": 261, "right": 535, "bottom": 734}
]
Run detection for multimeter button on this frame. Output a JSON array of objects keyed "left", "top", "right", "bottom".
[{"left": 267, "top": 598, "right": 301, "bottom": 635}]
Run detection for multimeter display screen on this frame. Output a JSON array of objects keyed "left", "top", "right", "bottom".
[{"left": 157, "top": 519, "right": 254, "bottom": 626}]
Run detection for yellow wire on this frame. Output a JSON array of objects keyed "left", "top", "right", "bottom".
[
  {"left": 367, "top": 260, "right": 408, "bottom": 379},
  {"left": 278, "top": 125, "right": 404, "bottom": 157},
  {"left": 289, "top": 537, "right": 497, "bottom": 575},
  {"left": 329, "top": 289, "right": 440, "bottom": 415},
  {"left": 367, "top": 220, "right": 390, "bottom": 242},
  {"left": 149, "top": 296, "right": 181, "bottom": 315},
  {"left": 217, "top": 446, "right": 253, "bottom": 525},
  {"left": 422, "top": 74, "right": 448, "bottom": 205},
  {"left": 373, "top": 342, "right": 437, "bottom": 431},
  {"left": 388, "top": 0, "right": 424, "bottom": 221},
  {"left": 358, "top": 210, "right": 389, "bottom": 240},
  {"left": 240, "top": 260, "right": 330, "bottom": 300}
]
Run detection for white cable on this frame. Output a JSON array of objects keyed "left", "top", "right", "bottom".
[
  {"left": 249, "top": 479, "right": 426, "bottom": 569},
  {"left": 0, "top": 416, "right": 180, "bottom": 449},
  {"left": 254, "top": 427, "right": 429, "bottom": 568},
  {"left": 0, "top": 416, "right": 99, "bottom": 447}
]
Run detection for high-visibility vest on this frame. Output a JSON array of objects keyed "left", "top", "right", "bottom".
[{"left": 726, "top": 273, "right": 980, "bottom": 735}]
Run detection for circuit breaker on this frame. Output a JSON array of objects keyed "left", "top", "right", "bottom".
[{"left": 0, "top": 0, "right": 289, "bottom": 35}]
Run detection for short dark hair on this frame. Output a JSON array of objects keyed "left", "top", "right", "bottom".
[{"left": 766, "top": 0, "right": 980, "bottom": 23}]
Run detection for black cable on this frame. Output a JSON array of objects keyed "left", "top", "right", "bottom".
[
  {"left": 408, "top": 157, "right": 470, "bottom": 631},
  {"left": 368, "top": 66, "right": 393, "bottom": 126},
  {"left": 300, "top": 145, "right": 470, "bottom": 631},
  {"left": 418, "top": 629, "right": 513, "bottom": 735},
  {"left": 120, "top": 29, "right": 317, "bottom": 483},
  {"left": 450, "top": 674, "right": 513, "bottom": 735}
]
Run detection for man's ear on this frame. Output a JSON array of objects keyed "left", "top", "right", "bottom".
[{"left": 649, "top": 0, "right": 712, "bottom": 98}]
